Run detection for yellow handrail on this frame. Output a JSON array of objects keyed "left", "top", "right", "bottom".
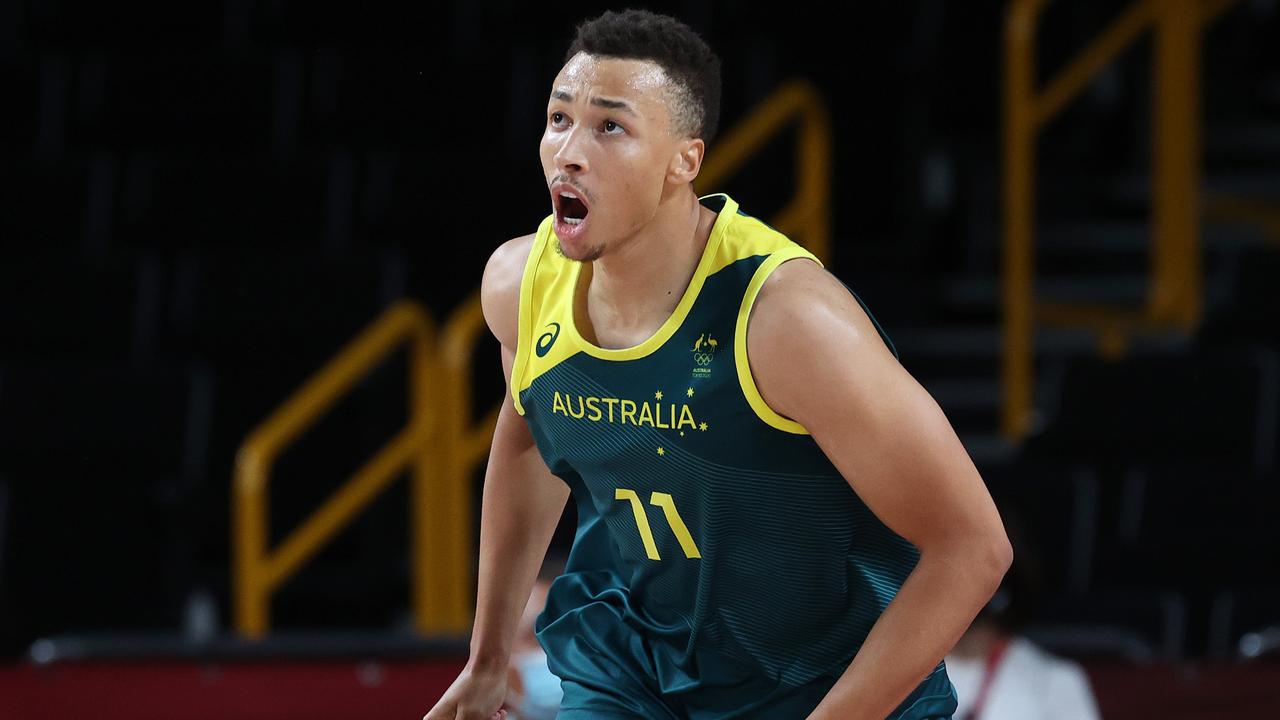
[
  {"left": 433, "top": 293, "right": 503, "bottom": 631},
  {"left": 696, "top": 79, "right": 833, "bottom": 264},
  {"left": 1002, "top": 0, "right": 1236, "bottom": 439},
  {"left": 234, "top": 300, "right": 464, "bottom": 638}
]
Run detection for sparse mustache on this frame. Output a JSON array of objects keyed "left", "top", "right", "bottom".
[{"left": 549, "top": 176, "right": 592, "bottom": 202}]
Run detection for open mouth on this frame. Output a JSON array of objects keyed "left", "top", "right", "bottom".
[
  {"left": 554, "top": 187, "right": 590, "bottom": 226},
  {"left": 560, "top": 195, "right": 588, "bottom": 224}
]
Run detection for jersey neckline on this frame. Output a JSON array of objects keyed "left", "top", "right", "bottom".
[{"left": 565, "top": 193, "right": 738, "bottom": 361}]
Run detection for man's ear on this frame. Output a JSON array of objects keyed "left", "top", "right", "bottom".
[{"left": 668, "top": 137, "right": 705, "bottom": 185}]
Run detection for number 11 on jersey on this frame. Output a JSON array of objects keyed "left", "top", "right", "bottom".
[{"left": 614, "top": 488, "right": 702, "bottom": 560}]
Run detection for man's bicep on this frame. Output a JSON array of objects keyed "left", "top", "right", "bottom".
[
  {"left": 805, "top": 360, "right": 995, "bottom": 551},
  {"left": 488, "top": 367, "right": 568, "bottom": 504},
  {"left": 496, "top": 344, "right": 538, "bottom": 455},
  {"left": 749, "top": 272, "right": 1001, "bottom": 552}
]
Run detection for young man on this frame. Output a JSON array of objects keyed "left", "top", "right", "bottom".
[{"left": 426, "top": 9, "right": 1011, "bottom": 720}]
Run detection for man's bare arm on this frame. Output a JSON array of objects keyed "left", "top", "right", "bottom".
[
  {"left": 468, "top": 234, "right": 571, "bottom": 672},
  {"left": 746, "top": 259, "right": 1012, "bottom": 720}
]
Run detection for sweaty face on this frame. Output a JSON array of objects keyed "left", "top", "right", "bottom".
[{"left": 540, "top": 53, "right": 680, "bottom": 261}]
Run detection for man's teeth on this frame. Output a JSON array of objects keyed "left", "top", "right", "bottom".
[{"left": 558, "top": 191, "right": 585, "bottom": 225}]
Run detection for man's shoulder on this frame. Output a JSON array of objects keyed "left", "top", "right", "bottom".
[
  {"left": 486, "top": 233, "right": 537, "bottom": 286},
  {"left": 481, "top": 232, "right": 538, "bottom": 349},
  {"left": 751, "top": 255, "right": 853, "bottom": 331},
  {"left": 743, "top": 253, "right": 896, "bottom": 423}
]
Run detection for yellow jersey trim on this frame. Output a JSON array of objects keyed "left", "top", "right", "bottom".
[
  {"left": 705, "top": 210, "right": 796, "bottom": 276},
  {"left": 514, "top": 193, "right": 812, "bottom": 417},
  {"left": 564, "top": 193, "right": 739, "bottom": 361},
  {"left": 734, "top": 246, "right": 823, "bottom": 435},
  {"left": 510, "top": 217, "right": 553, "bottom": 415},
  {"left": 512, "top": 219, "right": 588, "bottom": 409}
]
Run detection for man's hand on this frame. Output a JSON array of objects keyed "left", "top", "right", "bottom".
[{"left": 423, "top": 663, "right": 510, "bottom": 720}]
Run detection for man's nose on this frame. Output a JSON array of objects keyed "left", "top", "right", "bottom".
[{"left": 555, "top": 126, "right": 589, "bottom": 174}]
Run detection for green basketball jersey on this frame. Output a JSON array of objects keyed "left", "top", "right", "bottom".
[{"left": 512, "top": 194, "right": 958, "bottom": 719}]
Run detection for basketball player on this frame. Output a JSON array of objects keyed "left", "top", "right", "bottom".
[{"left": 426, "top": 9, "right": 1011, "bottom": 720}]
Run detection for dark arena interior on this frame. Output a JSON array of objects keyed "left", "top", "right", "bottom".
[{"left": 1, "top": 1, "right": 1279, "bottom": 718}]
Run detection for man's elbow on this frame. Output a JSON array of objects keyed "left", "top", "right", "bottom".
[
  {"left": 918, "top": 522, "right": 1013, "bottom": 591},
  {"left": 981, "top": 531, "right": 1014, "bottom": 592},
  {"left": 943, "top": 528, "right": 1013, "bottom": 593}
]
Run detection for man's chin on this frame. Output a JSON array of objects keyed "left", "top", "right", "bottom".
[{"left": 556, "top": 239, "right": 605, "bottom": 262}]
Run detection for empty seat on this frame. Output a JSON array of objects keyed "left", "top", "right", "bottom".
[
  {"left": 1089, "top": 461, "right": 1275, "bottom": 594},
  {"left": 984, "top": 461, "right": 1100, "bottom": 596},
  {"left": 1199, "top": 247, "right": 1280, "bottom": 347},
  {"left": 0, "top": 363, "right": 208, "bottom": 641},
  {"left": 1027, "top": 589, "right": 1189, "bottom": 663},
  {"left": 1208, "top": 587, "right": 1280, "bottom": 661},
  {"left": 1032, "top": 350, "right": 1275, "bottom": 470},
  {"left": 0, "top": 253, "right": 160, "bottom": 366},
  {"left": 158, "top": 248, "right": 394, "bottom": 367}
]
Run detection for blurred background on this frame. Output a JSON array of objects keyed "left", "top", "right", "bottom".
[{"left": 1, "top": 0, "right": 1278, "bottom": 717}]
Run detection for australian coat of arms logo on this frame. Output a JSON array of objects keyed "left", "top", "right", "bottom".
[{"left": 691, "top": 333, "right": 718, "bottom": 376}]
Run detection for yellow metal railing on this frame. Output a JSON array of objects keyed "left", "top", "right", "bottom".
[
  {"left": 697, "top": 79, "right": 833, "bottom": 264},
  {"left": 433, "top": 293, "right": 503, "bottom": 631},
  {"left": 233, "top": 80, "right": 833, "bottom": 639},
  {"left": 1002, "top": 0, "right": 1238, "bottom": 439},
  {"left": 234, "top": 301, "right": 468, "bottom": 638}
]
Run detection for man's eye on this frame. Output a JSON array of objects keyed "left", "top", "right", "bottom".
[
  {"left": 603, "top": 120, "right": 623, "bottom": 134},
  {"left": 550, "top": 112, "right": 566, "bottom": 124}
]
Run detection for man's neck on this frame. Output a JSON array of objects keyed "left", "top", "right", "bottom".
[{"left": 581, "top": 187, "right": 716, "bottom": 347}]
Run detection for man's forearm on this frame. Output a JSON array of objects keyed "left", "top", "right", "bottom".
[
  {"left": 806, "top": 542, "right": 1009, "bottom": 720},
  {"left": 467, "top": 424, "right": 569, "bottom": 671}
]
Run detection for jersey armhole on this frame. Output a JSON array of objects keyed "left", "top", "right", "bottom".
[
  {"left": 734, "top": 246, "right": 822, "bottom": 435},
  {"left": 510, "top": 224, "right": 550, "bottom": 416}
]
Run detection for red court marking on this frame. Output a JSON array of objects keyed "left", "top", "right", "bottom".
[
  {"left": 0, "top": 657, "right": 468, "bottom": 720},
  {"left": 2, "top": 658, "right": 1280, "bottom": 719}
]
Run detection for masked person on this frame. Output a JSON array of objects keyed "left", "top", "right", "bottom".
[{"left": 503, "top": 579, "right": 562, "bottom": 720}]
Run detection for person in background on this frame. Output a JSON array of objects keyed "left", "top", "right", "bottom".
[
  {"left": 502, "top": 562, "right": 564, "bottom": 720},
  {"left": 945, "top": 503, "right": 1100, "bottom": 720}
]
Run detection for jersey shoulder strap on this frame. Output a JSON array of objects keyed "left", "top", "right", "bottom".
[{"left": 510, "top": 215, "right": 578, "bottom": 415}]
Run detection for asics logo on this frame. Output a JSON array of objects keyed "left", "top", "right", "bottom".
[{"left": 536, "top": 322, "right": 561, "bottom": 357}]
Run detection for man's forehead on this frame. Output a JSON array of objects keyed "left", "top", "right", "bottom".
[{"left": 552, "top": 53, "right": 671, "bottom": 108}]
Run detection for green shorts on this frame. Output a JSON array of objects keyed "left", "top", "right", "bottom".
[{"left": 552, "top": 650, "right": 958, "bottom": 719}]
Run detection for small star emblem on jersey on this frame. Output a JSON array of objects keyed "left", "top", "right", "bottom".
[
  {"left": 655, "top": 390, "right": 664, "bottom": 400},
  {"left": 686, "top": 387, "right": 694, "bottom": 397},
  {"left": 700, "top": 422, "right": 708, "bottom": 431},
  {"left": 657, "top": 447, "right": 666, "bottom": 456}
]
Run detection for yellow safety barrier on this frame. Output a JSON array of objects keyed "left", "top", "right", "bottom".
[
  {"left": 233, "top": 80, "right": 833, "bottom": 639},
  {"left": 234, "top": 301, "right": 467, "bottom": 638},
  {"left": 434, "top": 293, "right": 503, "bottom": 631},
  {"left": 1002, "top": 0, "right": 1238, "bottom": 439},
  {"left": 697, "top": 79, "right": 833, "bottom": 264}
]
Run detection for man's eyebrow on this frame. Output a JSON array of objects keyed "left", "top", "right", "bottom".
[
  {"left": 591, "top": 97, "right": 637, "bottom": 116},
  {"left": 550, "top": 90, "right": 638, "bottom": 116}
]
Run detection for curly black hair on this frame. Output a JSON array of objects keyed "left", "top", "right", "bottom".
[{"left": 564, "top": 9, "right": 722, "bottom": 144}]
